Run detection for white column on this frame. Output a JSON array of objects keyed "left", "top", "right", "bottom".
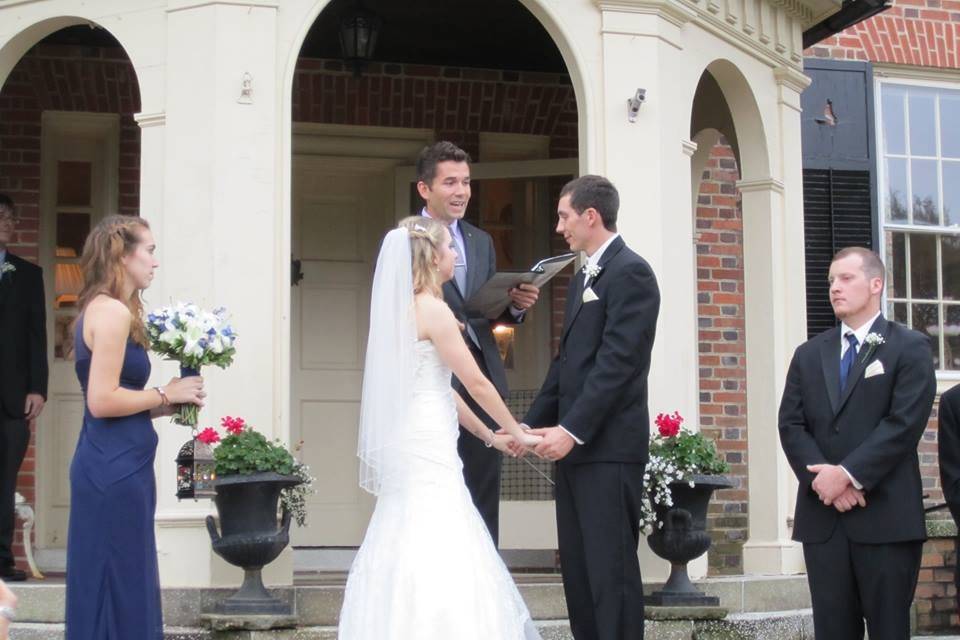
[
  {"left": 595, "top": 0, "right": 704, "bottom": 581},
  {"left": 740, "top": 65, "right": 810, "bottom": 575},
  {"left": 153, "top": 0, "right": 286, "bottom": 588}
]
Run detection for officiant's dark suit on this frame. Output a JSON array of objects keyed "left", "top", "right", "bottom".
[
  {"left": 936, "top": 384, "right": 960, "bottom": 613},
  {"left": 0, "top": 210, "right": 48, "bottom": 580},
  {"left": 415, "top": 141, "right": 537, "bottom": 545},
  {"left": 524, "top": 176, "right": 660, "bottom": 640},
  {"left": 779, "top": 249, "right": 935, "bottom": 640}
]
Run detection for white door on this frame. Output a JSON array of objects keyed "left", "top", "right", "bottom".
[
  {"left": 290, "top": 155, "right": 397, "bottom": 546},
  {"left": 36, "top": 113, "right": 119, "bottom": 562},
  {"left": 394, "top": 157, "right": 578, "bottom": 551}
]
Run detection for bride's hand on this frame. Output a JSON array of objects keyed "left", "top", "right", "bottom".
[
  {"left": 490, "top": 433, "right": 517, "bottom": 456},
  {"left": 517, "top": 432, "right": 542, "bottom": 448}
]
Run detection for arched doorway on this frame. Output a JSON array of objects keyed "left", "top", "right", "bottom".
[
  {"left": 0, "top": 22, "right": 142, "bottom": 571},
  {"left": 284, "top": 0, "right": 581, "bottom": 568},
  {"left": 689, "top": 61, "right": 778, "bottom": 576}
]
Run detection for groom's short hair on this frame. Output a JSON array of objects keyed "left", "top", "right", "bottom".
[
  {"left": 560, "top": 175, "right": 619, "bottom": 231},
  {"left": 416, "top": 141, "right": 472, "bottom": 186},
  {"left": 832, "top": 246, "right": 885, "bottom": 284}
]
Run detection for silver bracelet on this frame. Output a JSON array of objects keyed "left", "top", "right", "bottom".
[
  {"left": 484, "top": 432, "right": 495, "bottom": 448},
  {"left": 0, "top": 605, "right": 15, "bottom": 621}
]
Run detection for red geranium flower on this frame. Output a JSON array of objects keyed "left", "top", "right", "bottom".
[
  {"left": 196, "top": 427, "right": 221, "bottom": 445},
  {"left": 655, "top": 411, "right": 683, "bottom": 438},
  {"left": 221, "top": 416, "right": 246, "bottom": 435}
]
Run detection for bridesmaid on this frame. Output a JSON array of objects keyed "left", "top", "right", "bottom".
[{"left": 65, "top": 215, "right": 204, "bottom": 639}]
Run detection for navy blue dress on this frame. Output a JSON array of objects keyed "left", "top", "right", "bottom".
[{"left": 65, "top": 315, "right": 162, "bottom": 639}]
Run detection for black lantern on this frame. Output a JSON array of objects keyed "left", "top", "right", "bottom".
[
  {"left": 176, "top": 437, "right": 217, "bottom": 500},
  {"left": 338, "top": 3, "right": 381, "bottom": 77}
]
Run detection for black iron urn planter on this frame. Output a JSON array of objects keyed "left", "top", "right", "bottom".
[
  {"left": 645, "top": 474, "right": 734, "bottom": 607},
  {"left": 205, "top": 471, "right": 302, "bottom": 615}
]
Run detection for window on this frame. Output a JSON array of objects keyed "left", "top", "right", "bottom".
[{"left": 878, "top": 80, "right": 960, "bottom": 372}]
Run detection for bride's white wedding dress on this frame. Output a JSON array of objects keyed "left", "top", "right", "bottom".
[{"left": 338, "top": 339, "right": 541, "bottom": 640}]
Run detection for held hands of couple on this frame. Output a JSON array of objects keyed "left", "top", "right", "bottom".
[
  {"left": 807, "top": 463, "right": 866, "bottom": 512},
  {"left": 491, "top": 432, "right": 542, "bottom": 457},
  {"left": 527, "top": 427, "right": 576, "bottom": 461}
]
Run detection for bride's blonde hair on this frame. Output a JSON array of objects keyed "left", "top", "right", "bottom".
[{"left": 397, "top": 216, "right": 447, "bottom": 298}]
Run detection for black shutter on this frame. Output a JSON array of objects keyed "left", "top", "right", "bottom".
[
  {"left": 803, "top": 168, "right": 875, "bottom": 337},
  {"left": 801, "top": 60, "right": 878, "bottom": 339}
]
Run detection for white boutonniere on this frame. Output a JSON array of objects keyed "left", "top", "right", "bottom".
[
  {"left": 0, "top": 262, "right": 14, "bottom": 276},
  {"left": 860, "top": 332, "right": 885, "bottom": 363},
  {"left": 582, "top": 264, "right": 602, "bottom": 279}
]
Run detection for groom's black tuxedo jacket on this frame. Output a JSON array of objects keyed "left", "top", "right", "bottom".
[
  {"left": 0, "top": 252, "right": 48, "bottom": 419},
  {"left": 441, "top": 218, "right": 518, "bottom": 399},
  {"left": 779, "top": 316, "right": 935, "bottom": 545},
  {"left": 523, "top": 236, "right": 660, "bottom": 464}
]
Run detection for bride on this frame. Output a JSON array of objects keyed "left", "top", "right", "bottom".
[{"left": 338, "top": 216, "right": 543, "bottom": 640}]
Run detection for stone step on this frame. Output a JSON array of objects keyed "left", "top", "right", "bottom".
[
  {"left": 7, "top": 612, "right": 820, "bottom": 640},
  {"left": 7, "top": 573, "right": 813, "bottom": 626}
]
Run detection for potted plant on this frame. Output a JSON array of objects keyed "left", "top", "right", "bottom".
[
  {"left": 642, "top": 411, "right": 732, "bottom": 607},
  {"left": 200, "top": 416, "right": 315, "bottom": 617}
]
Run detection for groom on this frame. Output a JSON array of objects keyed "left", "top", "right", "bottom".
[
  {"left": 524, "top": 175, "right": 660, "bottom": 640},
  {"left": 416, "top": 141, "right": 540, "bottom": 544}
]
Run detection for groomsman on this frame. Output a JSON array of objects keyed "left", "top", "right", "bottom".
[
  {"left": 0, "top": 194, "right": 48, "bottom": 582},
  {"left": 779, "top": 247, "right": 936, "bottom": 640},
  {"left": 525, "top": 175, "right": 660, "bottom": 640},
  {"left": 416, "top": 141, "right": 540, "bottom": 544},
  {"left": 937, "top": 383, "right": 960, "bottom": 612}
]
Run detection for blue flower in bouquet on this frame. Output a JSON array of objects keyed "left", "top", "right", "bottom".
[{"left": 145, "top": 302, "right": 238, "bottom": 426}]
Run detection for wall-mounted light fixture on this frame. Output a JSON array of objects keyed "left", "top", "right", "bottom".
[
  {"left": 627, "top": 88, "right": 646, "bottom": 123},
  {"left": 339, "top": 2, "right": 382, "bottom": 77}
]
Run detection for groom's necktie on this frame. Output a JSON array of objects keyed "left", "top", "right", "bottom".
[
  {"left": 450, "top": 228, "right": 480, "bottom": 348},
  {"left": 839, "top": 332, "right": 859, "bottom": 393}
]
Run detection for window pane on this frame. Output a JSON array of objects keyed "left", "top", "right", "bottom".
[
  {"left": 944, "top": 161, "right": 960, "bottom": 227},
  {"left": 909, "top": 90, "right": 937, "bottom": 157},
  {"left": 946, "top": 305, "right": 960, "bottom": 370},
  {"left": 912, "top": 159, "right": 939, "bottom": 225},
  {"left": 941, "top": 91, "right": 960, "bottom": 159},
  {"left": 887, "top": 231, "right": 907, "bottom": 298},
  {"left": 882, "top": 85, "right": 907, "bottom": 156},
  {"left": 886, "top": 157, "right": 909, "bottom": 222},
  {"left": 910, "top": 233, "right": 938, "bottom": 299},
  {"left": 57, "top": 161, "right": 91, "bottom": 207},
  {"left": 891, "top": 301, "right": 909, "bottom": 324},
  {"left": 944, "top": 235, "right": 960, "bottom": 301},
  {"left": 913, "top": 303, "right": 941, "bottom": 368}
]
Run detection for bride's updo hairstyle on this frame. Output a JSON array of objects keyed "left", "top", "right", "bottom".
[{"left": 397, "top": 216, "right": 447, "bottom": 298}]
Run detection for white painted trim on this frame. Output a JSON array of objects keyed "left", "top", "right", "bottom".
[
  {"left": 166, "top": 0, "right": 279, "bottom": 13},
  {"left": 737, "top": 177, "right": 785, "bottom": 193},
  {"left": 874, "top": 65, "right": 960, "bottom": 86},
  {"left": 134, "top": 111, "right": 166, "bottom": 128},
  {"left": 681, "top": 139, "right": 699, "bottom": 157}
]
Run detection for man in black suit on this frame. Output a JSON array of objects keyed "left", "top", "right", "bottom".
[
  {"left": 524, "top": 175, "right": 660, "bottom": 640},
  {"left": 937, "top": 382, "right": 960, "bottom": 613},
  {"left": 416, "top": 141, "right": 540, "bottom": 544},
  {"left": 0, "top": 194, "right": 48, "bottom": 582},
  {"left": 779, "top": 246, "right": 936, "bottom": 640}
]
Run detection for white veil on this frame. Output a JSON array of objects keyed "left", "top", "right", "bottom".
[{"left": 357, "top": 227, "right": 417, "bottom": 495}]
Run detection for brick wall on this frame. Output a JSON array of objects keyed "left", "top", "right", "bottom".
[
  {"left": 696, "top": 138, "right": 749, "bottom": 575},
  {"left": 0, "top": 42, "right": 142, "bottom": 569},
  {"left": 806, "top": 0, "right": 960, "bottom": 64},
  {"left": 292, "top": 58, "right": 579, "bottom": 160}
]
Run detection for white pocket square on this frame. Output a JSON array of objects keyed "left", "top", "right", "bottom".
[
  {"left": 582, "top": 287, "right": 599, "bottom": 303},
  {"left": 864, "top": 360, "right": 885, "bottom": 378}
]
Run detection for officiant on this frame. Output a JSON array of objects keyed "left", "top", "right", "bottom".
[{"left": 416, "top": 141, "right": 539, "bottom": 544}]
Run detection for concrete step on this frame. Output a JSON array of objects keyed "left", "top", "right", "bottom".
[{"left": 7, "top": 573, "right": 813, "bottom": 627}]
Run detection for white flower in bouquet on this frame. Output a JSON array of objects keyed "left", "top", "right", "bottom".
[{"left": 145, "top": 303, "right": 238, "bottom": 426}]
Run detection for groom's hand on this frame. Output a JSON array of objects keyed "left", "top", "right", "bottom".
[
  {"left": 529, "top": 427, "right": 575, "bottom": 461},
  {"left": 807, "top": 463, "right": 851, "bottom": 505}
]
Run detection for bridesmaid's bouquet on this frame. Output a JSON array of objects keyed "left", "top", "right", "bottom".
[{"left": 145, "top": 302, "right": 238, "bottom": 426}]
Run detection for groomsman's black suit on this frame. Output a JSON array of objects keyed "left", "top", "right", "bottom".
[
  {"left": 0, "top": 252, "right": 47, "bottom": 572},
  {"left": 437, "top": 217, "right": 521, "bottom": 545},
  {"left": 524, "top": 236, "right": 660, "bottom": 640},
  {"left": 937, "top": 385, "right": 960, "bottom": 613},
  {"left": 779, "top": 315, "right": 936, "bottom": 640}
]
